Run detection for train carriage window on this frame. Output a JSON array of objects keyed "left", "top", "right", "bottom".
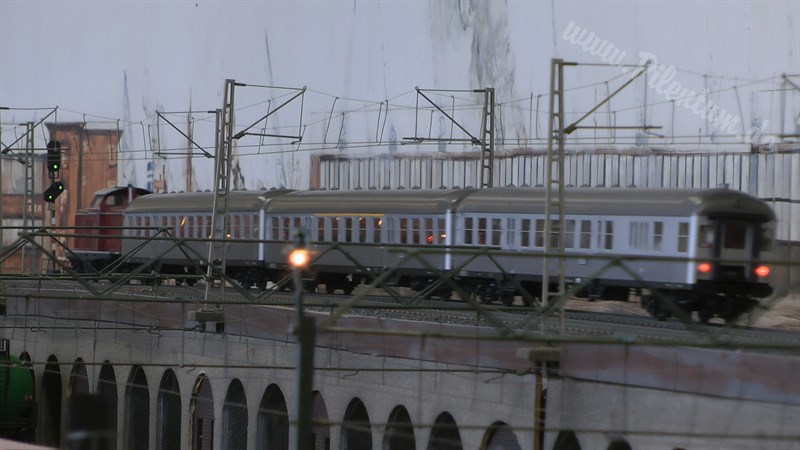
[
  {"left": 282, "top": 217, "right": 292, "bottom": 240},
  {"left": 580, "top": 220, "right": 591, "bottom": 249},
  {"left": 243, "top": 215, "right": 252, "bottom": 239},
  {"left": 373, "top": 218, "right": 382, "bottom": 243},
  {"left": 723, "top": 221, "right": 747, "bottom": 249},
  {"left": 318, "top": 218, "right": 326, "bottom": 242},
  {"left": 358, "top": 218, "right": 367, "bottom": 242},
  {"left": 549, "top": 220, "right": 560, "bottom": 248},
  {"left": 437, "top": 218, "right": 445, "bottom": 244},
  {"left": 491, "top": 218, "right": 501, "bottom": 246},
  {"left": 344, "top": 217, "right": 353, "bottom": 242},
  {"left": 520, "top": 219, "right": 531, "bottom": 248},
  {"left": 412, "top": 218, "right": 422, "bottom": 244},
  {"left": 385, "top": 217, "right": 396, "bottom": 243},
  {"left": 271, "top": 217, "right": 280, "bottom": 241},
  {"left": 653, "top": 221, "right": 663, "bottom": 251},
  {"left": 677, "top": 222, "right": 689, "bottom": 253},
  {"left": 399, "top": 218, "right": 409, "bottom": 244},
  {"left": 189, "top": 216, "right": 197, "bottom": 238},
  {"left": 230, "top": 215, "right": 239, "bottom": 239},
  {"left": 464, "top": 218, "right": 474, "bottom": 245},
  {"left": 565, "top": 220, "right": 576, "bottom": 248},
  {"left": 630, "top": 222, "right": 650, "bottom": 250},
  {"left": 104, "top": 194, "right": 121, "bottom": 206},
  {"left": 604, "top": 221, "right": 614, "bottom": 250},
  {"left": 534, "top": 219, "right": 545, "bottom": 248},
  {"left": 331, "top": 217, "right": 340, "bottom": 242},
  {"left": 506, "top": 218, "right": 516, "bottom": 247},
  {"left": 477, "top": 218, "right": 488, "bottom": 245},
  {"left": 699, "top": 225, "right": 714, "bottom": 248},
  {"left": 424, "top": 218, "right": 434, "bottom": 244},
  {"left": 143, "top": 217, "right": 151, "bottom": 237},
  {"left": 293, "top": 217, "right": 302, "bottom": 238}
]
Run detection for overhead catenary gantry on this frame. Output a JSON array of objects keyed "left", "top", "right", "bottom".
[
  {"left": 542, "top": 59, "right": 654, "bottom": 334},
  {"left": 201, "top": 80, "right": 307, "bottom": 321},
  {"left": 404, "top": 87, "right": 496, "bottom": 188}
]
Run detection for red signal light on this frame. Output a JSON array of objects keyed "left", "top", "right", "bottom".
[
  {"left": 754, "top": 265, "right": 770, "bottom": 278},
  {"left": 697, "top": 262, "right": 712, "bottom": 273}
]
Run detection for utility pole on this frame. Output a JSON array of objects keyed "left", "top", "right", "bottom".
[
  {"left": 288, "top": 231, "right": 314, "bottom": 450},
  {"left": 22, "top": 123, "right": 35, "bottom": 273},
  {"left": 478, "top": 88, "right": 495, "bottom": 189},
  {"left": 542, "top": 60, "right": 570, "bottom": 333},
  {"left": 200, "top": 79, "right": 237, "bottom": 331}
]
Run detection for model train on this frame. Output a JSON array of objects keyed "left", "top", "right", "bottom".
[{"left": 69, "top": 185, "right": 776, "bottom": 323}]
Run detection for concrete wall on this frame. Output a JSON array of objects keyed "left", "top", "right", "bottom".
[
  {"left": 545, "top": 344, "right": 800, "bottom": 449},
  {"left": 1, "top": 296, "right": 538, "bottom": 450}
]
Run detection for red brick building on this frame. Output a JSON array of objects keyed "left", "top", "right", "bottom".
[{"left": 0, "top": 123, "right": 120, "bottom": 273}]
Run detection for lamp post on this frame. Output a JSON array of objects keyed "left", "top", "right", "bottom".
[{"left": 289, "top": 230, "right": 315, "bottom": 450}]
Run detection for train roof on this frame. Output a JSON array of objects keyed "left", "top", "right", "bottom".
[
  {"left": 122, "top": 187, "right": 775, "bottom": 221},
  {"left": 124, "top": 190, "right": 294, "bottom": 214},
  {"left": 266, "top": 188, "right": 477, "bottom": 214},
  {"left": 456, "top": 187, "right": 776, "bottom": 220},
  {"left": 93, "top": 186, "right": 152, "bottom": 197}
]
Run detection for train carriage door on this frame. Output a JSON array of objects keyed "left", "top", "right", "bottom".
[{"left": 711, "top": 218, "right": 761, "bottom": 282}]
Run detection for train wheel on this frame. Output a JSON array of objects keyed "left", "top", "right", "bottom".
[
  {"left": 698, "top": 309, "right": 714, "bottom": 324},
  {"left": 641, "top": 294, "right": 671, "bottom": 321},
  {"left": 304, "top": 282, "right": 318, "bottom": 294},
  {"left": 500, "top": 294, "right": 515, "bottom": 306},
  {"left": 480, "top": 294, "right": 497, "bottom": 304}
]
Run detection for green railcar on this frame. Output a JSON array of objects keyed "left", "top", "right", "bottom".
[{"left": 0, "top": 352, "right": 36, "bottom": 442}]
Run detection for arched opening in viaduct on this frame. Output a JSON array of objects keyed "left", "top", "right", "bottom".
[
  {"left": 68, "top": 358, "right": 89, "bottom": 400},
  {"left": 157, "top": 369, "right": 181, "bottom": 450},
  {"left": 190, "top": 374, "right": 214, "bottom": 450},
  {"left": 481, "top": 421, "right": 521, "bottom": 450},
  {"left": 607, "top": 439, "right": 632, "bottom": 450},
  {"left": 311, "top": 390, "right": 330, "bottom": 450},
  {"left": 124, "top": 365, "right": 149, "bottom": 450},
  {"left": 222, "top": 378, "right": 248, "bottom": 450},
  {"left": 340, "top": 397, "right": 372, "bottom": 450},
  {"left": 41, "top": 355, "right": 62, "bottom": 447},
  {"left": 383, "top": 405, "right": 415, "bottom": 450},
  {"left": 96, "top": 361, "right": 117, "bottom": 450},
  {"left": 427, "top": 412, "right": 462, "bottom": 450},
  {"left": 256, "top": 383, "right": 289, "bottom": 450},
  {"left": 553, "top": 431, "right": 581, "bottom": 450}
]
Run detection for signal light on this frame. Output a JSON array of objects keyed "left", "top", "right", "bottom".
[
  {"left": 754, "top": 265, "right": 770, "bottom": 278},
  {"left": 46, "top": 140, "right": 61, "bottom": 174},
  {"left": 43, "top": 182, "right": 64, "bottom": 203},
  {"left": 288, "top": 230, "right": 310, "bottom": 268},
  {"left": 289, "top": 248, "right": 311, "bottom": 268},
  {"left": 697, "top": 262, "right": 712, "bottom": 273}
]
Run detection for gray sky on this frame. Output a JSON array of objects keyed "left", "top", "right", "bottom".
[{"left": 2, "top": 0, "right": 798, "bottom": 190}]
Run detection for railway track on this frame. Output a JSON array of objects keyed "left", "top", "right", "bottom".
[{"left": 4, "top": 278, "right": 798, "bottom": 352}]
